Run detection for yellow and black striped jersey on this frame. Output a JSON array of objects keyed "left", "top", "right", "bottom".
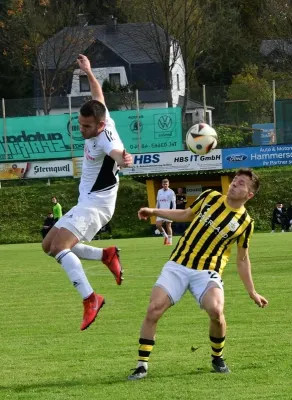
[{"left": 169, "top": 189, "right": 254, "bottom": 275}]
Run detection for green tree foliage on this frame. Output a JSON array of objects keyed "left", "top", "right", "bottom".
[
  {"left": 226, "top": 64, "right": 292, "bottom": 125},
  {"left": 227, "top": 64, "right": 272, "bottom": 124},
  {"left": 195, "top": 0, "right": 261, "bottom": 86},
  {"left": 216, "top": 125, "right": 253, "bottom": 148}
]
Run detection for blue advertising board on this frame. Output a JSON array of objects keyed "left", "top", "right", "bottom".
[{"left": 222, "top": 144, "right": 292, "bottom": 169}]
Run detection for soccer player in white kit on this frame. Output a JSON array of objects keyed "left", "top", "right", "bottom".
[
  {"left": 42, "top": 54, "right": 133, "bottom": 331},
  {"left": 156, "top": 179, "right": 176, "bottom": 245}
]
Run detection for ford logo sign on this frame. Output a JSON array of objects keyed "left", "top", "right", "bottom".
[{"left": 226, "top": 154, "right": 248, "bottom": 162}]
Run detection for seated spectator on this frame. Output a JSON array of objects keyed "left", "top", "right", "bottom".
[
  {"left": 41, "top": 212, "right": 55, "bottom": 239},
  {"left": 271, "top": 202, "right": 289, "bottom": 232}
]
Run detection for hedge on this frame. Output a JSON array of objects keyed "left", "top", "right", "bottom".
[{"left": 0, "top": 166, "right": 291, "bottom": 244}]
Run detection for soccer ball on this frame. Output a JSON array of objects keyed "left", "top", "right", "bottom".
[{"left": 186, "top": 123, "right": 218, "bottom": 155}]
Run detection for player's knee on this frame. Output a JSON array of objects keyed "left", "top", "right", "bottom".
[
  {"left": 208, "top": 305, "right": 225, "bottom": 324},
  {"left": 49, "top": 241, "right": 64, "bottom": 257},
  {"left": 146, "top": 300, "right": 166, "bottom": 322}
]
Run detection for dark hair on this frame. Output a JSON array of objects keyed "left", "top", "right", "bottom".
[
  {"left": 52, "top": 196, "right": 58, "bottom": 201},
  {"left": 236, "top": 168, "right": 260, "bottom": 194},
  {"left": 80, "top": 100, "right": 106, "bottom": 122}
]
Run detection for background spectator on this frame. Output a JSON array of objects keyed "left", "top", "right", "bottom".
[
  {"left": 51, "top": 196, "right": 62, "bottom": 222},
  {"left": 41, "top": 212, "right": 55, "bottom": 239},
  {"left": 156, "top": 178, "right": 176, "bottom": 245},
  {"left": 271, "top": 202, "right": 289, "bottom": 232},
  {"left": 175, "top": 187, "right": 187, "bottom": 234}
]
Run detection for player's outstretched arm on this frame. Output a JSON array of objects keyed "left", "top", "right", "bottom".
[
  {"left": 237, "top": 247, "right": 268, "bottom": 308},
  {"left": 138, "top": 207, "right": 192, "bottom": 222},
  {"left": 77, "top": 54, "right": 105, "bottom": 105}
]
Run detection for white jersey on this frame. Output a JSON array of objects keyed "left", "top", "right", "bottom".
[
  {"left": 78, "top": 109, "right": 124, "bottom": 207},
  {"left": 156, "top": 188, "right": 176, "bottom": 210}
]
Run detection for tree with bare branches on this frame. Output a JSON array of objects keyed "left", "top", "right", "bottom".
[
  {"left": 116, "top": 0, "right": 210, "bottom": 113},
  {"left": 0, "top": 0, "right": 94, "bottom": 114}
]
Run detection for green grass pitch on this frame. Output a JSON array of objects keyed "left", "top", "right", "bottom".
[{"left": 0, "top": 234, "right": 291, "bottom": 399}]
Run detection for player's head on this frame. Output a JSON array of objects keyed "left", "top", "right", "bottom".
[
  {"left": 227, "top": 168, "right": 259, "bottom": 203},
  {"left": 276, "top": 202, "right": 283, "bottom": 208},
  {"left": 162, "top": 178, "right": 169, "bottom": 190},
  {"left": 79, "top": 100, "right": 106, "bottom": 139},
  {"left": 51, "top": 196, "right": 58, "bottom": 204},
  {"left": 177, "top": 187, "right": 183, "bottom": 194}
]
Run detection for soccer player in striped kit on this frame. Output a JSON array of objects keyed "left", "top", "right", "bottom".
[{"left": 128, "top": 168, "right": 268, "bottom": 379}]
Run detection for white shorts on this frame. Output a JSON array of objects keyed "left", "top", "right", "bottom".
[
  {"left": 156, "top": 217, "right": 172, "bottom": 223},
  {"left": 155, "top": 261, "right": 224, "bottom": 307},
  {"left": 54, "top": 204, "right": 114, "bottom": 242}
]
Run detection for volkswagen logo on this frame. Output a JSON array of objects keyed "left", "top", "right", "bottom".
[{"left": 158, "top": 115, "right": 172, "bottom": 130}]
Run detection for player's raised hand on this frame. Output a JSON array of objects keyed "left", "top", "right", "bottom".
[
  {"left": 138, "top": 207, "right": 154, "bottom": 220},
  {"left": 122, "top": 149, "right": 133, "bottom": 167},
  {"left": 249, "top": 292, "right": 268, "bottom": 308},
  {"left": 77, "top": 54, "right": 91, "bottom": 74}
]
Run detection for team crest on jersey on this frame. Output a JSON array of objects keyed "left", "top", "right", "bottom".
[{"left": 228, "top": 219, "right": 240, "bottom": 232}]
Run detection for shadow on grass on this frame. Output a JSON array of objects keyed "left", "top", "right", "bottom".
[{"left": 0, "top": 368, "right": 214, "bottom": 392}]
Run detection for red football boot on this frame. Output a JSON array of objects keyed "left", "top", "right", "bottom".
[
  {"left": 102, "top": 247, "right": 124, "bottom": 285},
  {"left": 80, "top": 293, "right": 105, "bottom": 331}
]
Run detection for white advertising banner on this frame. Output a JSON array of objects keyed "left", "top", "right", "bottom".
[
  {"left": 186, "top": 185, "right": 202, "bottom": 196},
  {"left": 26, "top": 160, "right": 73, "bottom": 178},
  {"left": 121, "top": 149, "right": 222, "bottom": 175},
  {"left": 0, "top": 160, "right": 73, "bottom": 179},
  {"left": 72, "top": 157, "right": 83, "bottom": 178}
]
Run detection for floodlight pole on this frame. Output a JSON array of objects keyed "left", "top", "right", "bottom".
[
  {"left": 203, "top": 85, "right": 207, "bottom": 123},
  {"left": 68, "top": 95, "right": 74, "bottom": 159},
  {"left": 2, "top": 98, "right": 8, "bottom": 160},
  {"left": 135, "top": 89, "right": 141, "bottom": 153},
  {"left": 272, "top": 80, "right": 276, "bottom": 131}
]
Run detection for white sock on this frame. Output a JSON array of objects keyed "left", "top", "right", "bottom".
[
  {"left": 161, "top": 229, "right": 168, "bottom": 239},
  {"left": 71, "top": 243, "right": 103, "bottom": 260},
  {"left": 55, "top": 249, "right": 94, "bottom": 299},
  {"left": 168, "top": 235, "right": 172, "bottom": 243},
  {"left": 137, "top": 361, "right": 148, "bottom": 370}
]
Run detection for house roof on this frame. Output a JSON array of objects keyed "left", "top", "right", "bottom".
[
  {"left": 260, "top": 39, "right": 292, "bottom": 56},
  {"left": 33, "top": 90, "right": 169, "bottom": 110},
  {"left": 178, "top": 95, "right": 214, "bottom": 110},
  {"left": 40, "top": 23, "right": 168, "bottom": 69}
]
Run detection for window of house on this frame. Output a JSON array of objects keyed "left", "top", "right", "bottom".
[
  {"left": 80, "top": 75, "right": 90, "bottom": 92},
  {"left": 185, "top": 113, "right": 193, "bottom": 125},
  {"left": 109, "top": 73, "right": 121, "bottom": 86},
  {"left": 177, "top": 74, "right": 180, "bottom": 90}
]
